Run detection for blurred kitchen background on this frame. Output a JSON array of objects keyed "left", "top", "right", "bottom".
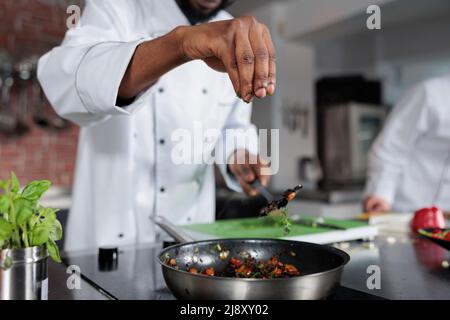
[{"left": 1, "top": 0, "right": 450, "bottom": 220}]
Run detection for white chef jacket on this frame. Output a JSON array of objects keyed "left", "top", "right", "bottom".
[
  {"left": 38, "top": 0, "right": 258, "bottom": 252},
  {"left": 364, "top": 73, "right": 450, "bottom": 213}
]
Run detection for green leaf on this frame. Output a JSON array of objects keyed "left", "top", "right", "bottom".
[
  {"left": 10, "top": 172, "right": 20, "bottom": 194},
  {"left": 49, "top": 219, "right": 63, "bottom": 241},
  {"left": 38, "top": 206, "right": 56, "bottom": 218},
  {"left": 0, "top": 180, "right": 9, "bottom": 192},
  {"left": 29, "top": 207, "right": 57, "bottom": 231},
  {"left": 36, "top": 207, "right": 57, "bottom": 229},
  {"left": 46, "top": 239, "right": 61, "bottom": 263},
  {"left": 21, "top": 180, "right": 51, "bottom": 201},
  {"left": 0, "top": 196, "right": 9, "bottom": 214},
  {"left": 0, "top": 219, "right": 13, "bottom": 240},
  {"left": 30, "top": 226, "right": 49, "bottom": 246},
  {"left": 29, "top": 213, "right": 40, "bottom": 230},
  {"left": 14, "top": 198, "right": 34, "bottom": 227}
]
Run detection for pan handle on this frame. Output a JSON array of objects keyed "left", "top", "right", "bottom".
[{"left": 152, "top": 216, "right": 195, "bottom": 243}]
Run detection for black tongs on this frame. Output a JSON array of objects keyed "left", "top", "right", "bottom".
[{"left": 251, "top": 180, "right": 303, "bottom": 216}]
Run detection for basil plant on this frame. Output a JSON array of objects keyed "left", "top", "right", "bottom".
[{"left": 0, "top": 173, "right": 62, "bottom": 269}]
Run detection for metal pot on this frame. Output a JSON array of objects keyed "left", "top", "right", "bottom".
[{"left": 0, "top": 246, "right": 49, "bottom": 300}]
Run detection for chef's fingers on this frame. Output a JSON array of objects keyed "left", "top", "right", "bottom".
[
  {"left": 222, "top": 51, "right": 240, "bottom": 97},
  {"left": 238, "top": 177, "right": 258, "bottom": 197},
  {"left": 245, "top": 156, "right": 270, "bottom": 187},
  {"left": 228, "top": 160, "right": 255, "bottom": 183},
  {"left": 262, "top": 25, "right": 276, "bottom": 96},
  {"left": 255, "top": 157, "right": 271, "bottom": 187},
  {"left": 258, "top": 174, "right": 270, "bottom": 187},
  {"left": 238, "top": 163, "right": 256, "bottom": 183},
  {"left": 234, "top": 18, "right": 255, "bottom": 103},
  {"left": 364, "top": 196, "right": 389, "bottom": 213},
  {"left": 377, "top": 202, "right": 390, "bottom": 212},
  {"left": 364, "top": 197, "right": 377, "bottom": 212},
  {"left": 229, "top": 162, "right": 258, "bottom": 196},
  {"left": 250, "top": 22, "right": 269, "bottom": 99}
]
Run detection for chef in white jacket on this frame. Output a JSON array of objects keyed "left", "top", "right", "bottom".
[
  {"left": 38, "top": 0, "right": 276, "bottom": 252},
  {"left": 364, "top": 73, "right": 450, "bottom": 213}
]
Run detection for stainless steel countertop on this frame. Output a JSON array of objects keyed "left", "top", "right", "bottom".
[
  {"left": 341, "top": 233, "right": 450, "bottom": 300},
  {"left": 49, "top": 233, "right": 450, "bottom": 300},
  {"left": 48, "top": 260, "right": 110, "bottom": 300}
]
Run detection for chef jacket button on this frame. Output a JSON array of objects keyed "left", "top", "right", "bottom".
[
  {"left": 133, "top": 133, "right": 138, "bottom": 139},
  {"left": 158, "top": 87, "right": 164, "bottom": 93},
  {"left": 187, "top": 217, "right": 192, "bottom": 222},
  {"left": 202, "top": 88, "right": 208, "bottom": 94},
  {"left": 159, "top": 139, "right": 165, "bottom": 145},
  {"left": 160, "top": 187, "right": 165, "bottom": 193},
  {"left": 118, "top": 233, "right": 124, "bottom": 238}
]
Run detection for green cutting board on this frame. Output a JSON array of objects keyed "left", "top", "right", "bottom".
[{"left": 182, "top": 216, "right": 369, "bottom": 239}]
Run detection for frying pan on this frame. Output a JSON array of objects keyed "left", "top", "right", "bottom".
[{"left": 155, "top": 216, "right": 350, "bottom": 300}]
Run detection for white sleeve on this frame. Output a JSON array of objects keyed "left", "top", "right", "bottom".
[
  {"left": 37, "top": 0, "right": 155, "bottom": 127},
  {"left": 364, "top": 84, "right": 432, "bottom": 203},
  {"left": 215, "top": 99, "right": 259, "bottom": 192}
]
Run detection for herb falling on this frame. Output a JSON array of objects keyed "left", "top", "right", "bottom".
[{"left": 260, "top": 185, "right": 302, "bottom": 235}]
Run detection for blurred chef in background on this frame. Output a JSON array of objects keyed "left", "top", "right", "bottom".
[
  {"left": 38, "top": 0, "right": 275, "bottom": 252},
  {"left": 363, "top": 73, "right": 450, "bottom": 213}
]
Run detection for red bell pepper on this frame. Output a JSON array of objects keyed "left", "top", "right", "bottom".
[{"left": 411, "top": 206, "right": 446, "bottom": 233}]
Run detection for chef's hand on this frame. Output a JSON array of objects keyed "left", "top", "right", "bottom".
[
  {"left": 178, "top": 16, "right": 276, "bottom": 102},
  {"left": 118, "top": 17, "right": 275, "bottom": 102},
  {"left": 228, "top": 150, "right": 271, "bottom": 197},
  {"left": 363, "top": 195, "right": 391, "bottom": 213}
]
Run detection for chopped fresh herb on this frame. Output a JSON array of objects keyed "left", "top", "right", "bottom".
[
  {"left": 260, "top": 185, "right": 303, "bottom": 235},
  {"left": 267, "top": 207, "right": 292, "bottom": 235}
]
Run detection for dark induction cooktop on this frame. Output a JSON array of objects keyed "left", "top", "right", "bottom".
[{"left": 63, "top": 242, "right": 383, "bottom": 300}]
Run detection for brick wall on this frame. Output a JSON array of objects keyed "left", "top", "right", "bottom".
[{"left": 0, "top": 0, "right": 84, "bottom": 186}]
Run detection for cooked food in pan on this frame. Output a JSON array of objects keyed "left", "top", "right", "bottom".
[
  {"left": 158, "top": 237, "right": 350, "bottom": 300},
  {"left": 224, "top": 256, "right": 300, "bottom": 278},
  {"left": 167, "top": 255, "right": 300, "bottom": 279}
]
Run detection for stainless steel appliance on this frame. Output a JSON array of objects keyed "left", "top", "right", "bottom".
[{"left": 321, "top": 102, "right": 385, "bottom": 187}]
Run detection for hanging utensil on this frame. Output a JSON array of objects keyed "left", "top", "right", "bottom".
[
  {"left": 0, "top": 55, "right": 30, "bottom": 137},
  {"left": 12, "top": 59, "right": 33, "bottom": 135},
  {"left": 32, "top": 78, "right": 51, "bottom": 129},
  {"left": 0, "top": 75, "right": 19, "bottom": 135}
]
